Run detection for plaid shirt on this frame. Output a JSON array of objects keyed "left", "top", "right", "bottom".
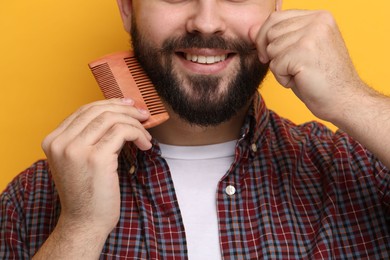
[{"left": 1, "top": 93, "right": 390, "bottom": 259}]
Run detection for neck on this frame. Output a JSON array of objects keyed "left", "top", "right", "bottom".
[{"left": 149, "top": 101, "right": 252, "bottom": 146}]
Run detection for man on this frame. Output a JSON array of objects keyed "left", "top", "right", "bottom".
[{"left": 1, "top": 0, "right": 389, "bottom": 259}]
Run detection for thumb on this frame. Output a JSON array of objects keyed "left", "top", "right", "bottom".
[{"left": 248, "top": 24, "right": 269, "bottom": 64}]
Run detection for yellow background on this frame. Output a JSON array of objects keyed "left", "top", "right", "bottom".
[{"left": 1, "top": 1, "right": 389, "bottom": 191}]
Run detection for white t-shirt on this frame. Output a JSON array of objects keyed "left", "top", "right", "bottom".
[{"left": 159, "top": 140, "right": 236, "bottom": 260}]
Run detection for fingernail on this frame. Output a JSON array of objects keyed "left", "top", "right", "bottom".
[
  {"left": 122, "top": 98, "right": 134, "bottom": 105},
  {"left": 138, "top": 108, "right": 149, "bottom": 115}
]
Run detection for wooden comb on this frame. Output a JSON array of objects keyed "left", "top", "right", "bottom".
[{"left": 88, "top": 51, "right": 169, "bottom": 129}]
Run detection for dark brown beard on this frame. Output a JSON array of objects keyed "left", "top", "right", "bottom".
[{"left": 130, "top": 19, "right": 269, "bottom": 127}]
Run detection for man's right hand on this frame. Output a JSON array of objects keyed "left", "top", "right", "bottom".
[{"left": 34, "top": 98, "right": 152, "bottom": 259}]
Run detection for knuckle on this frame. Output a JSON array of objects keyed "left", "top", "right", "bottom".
[
  {"left": 314, "top": 11, "right": 336, "bottom": 33},
  {"left": 129, "top": 117, "right": 144, "bottom": 129},
  {"left": 87, "top": 152, "right": 102, "bottom": 166},
  {"left": 94, "top": 111, "right": 112, "bottom": 125},
  {"left": 76, "top": 103, "right": 91, "bottom": 114},
  {"left": 298, "top": 37, "right": 316, "bottom": 52},
  {"left": 102, "top": 123, "right": 129, "bottom": 140},
  {"left": 100, "top": 110, "right": 114, "bottom": 119},
  {"left": 265, "top": 44, "right": 274, "bottom": 57},
  {"left": 41, "top": 136, "right": 51, "bottom": 152},
  {"left": 111, "top": 123, "right": 127, "bottom": 133},
  {"left": 266, "top": 26, "right": 278, "bottom": 42},
  {"left": 77, "top": 102, "right": 103, "bottom": 116},
  {"left": 268, "top": 59, "right": 278, "bottom": 72},
  {"left": 317, "top": 10, "right": 334, "bottom": 24},
  {"left": 63, "top": 142, "right": 81, "bottom": 160},
  {"left": 110, "top": 123, "right": 141, "bottom": 141},
  {"left": 47, "top": 138, "right": 64, "bottom": 156}
]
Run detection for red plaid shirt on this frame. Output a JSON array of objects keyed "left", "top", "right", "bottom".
[{"left": 1, "top": 93, "right": 390, "bottom": 259}]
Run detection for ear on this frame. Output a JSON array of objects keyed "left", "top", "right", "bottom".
[
  {"left": 116, "top": 0, "right": 133, "bottom": 33},
  {"left": 275, "top": 0, "right": 283, "bottom": 11}
]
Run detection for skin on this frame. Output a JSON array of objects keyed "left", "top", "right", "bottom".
[
  {"left": 249, "top": 9, "right": 390, "bottom": 168},
  {"left": 130, "top": 0, "right": 278, "bottom": 145},
  {"left": 33, "top": 0, "right": 390, "bottom": 258}
]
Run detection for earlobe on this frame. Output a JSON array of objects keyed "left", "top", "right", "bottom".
[{"left": 116, "top": 0, "right": 133, "bottom": 33}]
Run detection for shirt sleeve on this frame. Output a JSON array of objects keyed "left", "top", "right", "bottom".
[
  {"left": 0, "top": 177, "right": 30, "bottom": 259},
  {"left": 373, "top": 158, "right": 390, "bottom": 214},
  {"left": 0, "top": 160, "right": 57, "bottom": 259},
  {"left": 334, "top": 129, "right": 390, "bottom": 215}
]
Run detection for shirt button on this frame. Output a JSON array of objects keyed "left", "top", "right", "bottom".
[
  {"left": 129, "top": 165, "right": 136, "bottom": 175},
  {"left": 225, "top": 185, "right": 236, "bottom": 196},
  {"left": 251, "top": 143, "right": 258, "bottom": 153}
]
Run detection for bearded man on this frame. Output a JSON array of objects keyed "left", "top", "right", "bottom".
[{"left": 1, "top": 0, "right": 390, "bottom": 259}]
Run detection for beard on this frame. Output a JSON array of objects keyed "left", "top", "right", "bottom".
[{"left": 130, "top": 20, "right": 269, "bottom": 127}]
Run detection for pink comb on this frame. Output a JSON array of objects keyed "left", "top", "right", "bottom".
[{"left": 88, "top": 51, "right": 169, "bottom": 129}]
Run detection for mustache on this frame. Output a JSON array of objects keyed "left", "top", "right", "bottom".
[{"left": 160, "top": 33, "right": 256, "bottom": 55}]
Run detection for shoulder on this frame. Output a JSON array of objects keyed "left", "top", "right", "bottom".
[
  {"left": 2, "top": 160, "right": 54, "bottom": 200},
  {"left": 1, "top": 159, "right": 59, "bottom": 221},
  {"left": 1, "top": 160, "right": 60, "bottom": 257},
  {"left": 266, "top": 111, "right": 387, "bottom": 172},
  {"left": 268, "top": 110, "right": 358, "bottom": 150}
]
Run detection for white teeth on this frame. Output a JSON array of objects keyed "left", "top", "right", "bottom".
[
  {"left": 206, "top": 56, "right": 215, "bottom": 64},
  {"left": 185, "top": 53, "right": 227, "bottom": 64},
  {"left": 198, "top": 56, "right": 207, "bottom": 64}
]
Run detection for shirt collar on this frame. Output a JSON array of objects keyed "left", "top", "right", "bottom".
[
  {"left": 122, "top": 92, "right": 270, "bottom": 165},
  {"left": 239, "top": 92, "right": 270, "bottom": 146}
]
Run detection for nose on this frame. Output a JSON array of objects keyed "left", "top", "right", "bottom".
[{"left": 186, "top": 1, "right": 226, "bottom": 35}]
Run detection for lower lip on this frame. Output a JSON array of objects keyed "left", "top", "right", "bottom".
[{"left": 175, "top": 53, "right": 234, "bottom": 75}]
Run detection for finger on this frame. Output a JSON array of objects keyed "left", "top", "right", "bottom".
[
  {"left": 75, "top": 111, "right": 151, "bottom": 146},
  {"left": 94, "top": 123, "right": 152, "bottom": 153},
  {"left": 265, "top": 28, "right": 303, "bottom": 61},
  {"left": 47, "top": 101, "right": 150, "bottom": 150},
  {"left": 269, "top": 42, "right": 311, "bottom": 89},
  {"left": 250, "top": 10, "right": 316, "bottom": 63},
  {"left": 265, "top": 13, "right": 314, "bottom": 43},
  {"left": 65, "top": 99, "right": 145, "bottom": 136},
  {"left": 42, "top": 98, "right": 136, "bottom": 149}
]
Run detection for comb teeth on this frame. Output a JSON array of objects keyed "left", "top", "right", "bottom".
[
  {"left": 88, "top": 51, "right": 169, "bottom": 129},
  {"left": 90, "top": 63, "right": 123, "bottom": 99},
  {"left": 124, "top": 57, "right": 166, "bottom": 116}
]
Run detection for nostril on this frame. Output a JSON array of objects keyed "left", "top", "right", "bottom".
[{"left": 186, "top": 8, "right": 226, "bottom": 36}]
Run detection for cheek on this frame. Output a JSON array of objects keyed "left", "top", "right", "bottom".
[
  {"left": 136, "top": 6, "right": 187, "bottom": 47},
  {"left": 139, "top": 21, "right": 184, "bottom": 48},
  {"left": 224, "top": 5, "right": 274, "bottom": 41}
]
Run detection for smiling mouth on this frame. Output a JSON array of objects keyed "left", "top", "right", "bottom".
[
  {"left": 177, "top": 52, "right": 232, "bottom": 65},
  {"left": 185, "top": 53, "right": 228, "bottom": 64}
]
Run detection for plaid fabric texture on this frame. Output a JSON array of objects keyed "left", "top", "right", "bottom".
[{"left": 1, "top": 93, "right": 390, "bottom": 259}]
